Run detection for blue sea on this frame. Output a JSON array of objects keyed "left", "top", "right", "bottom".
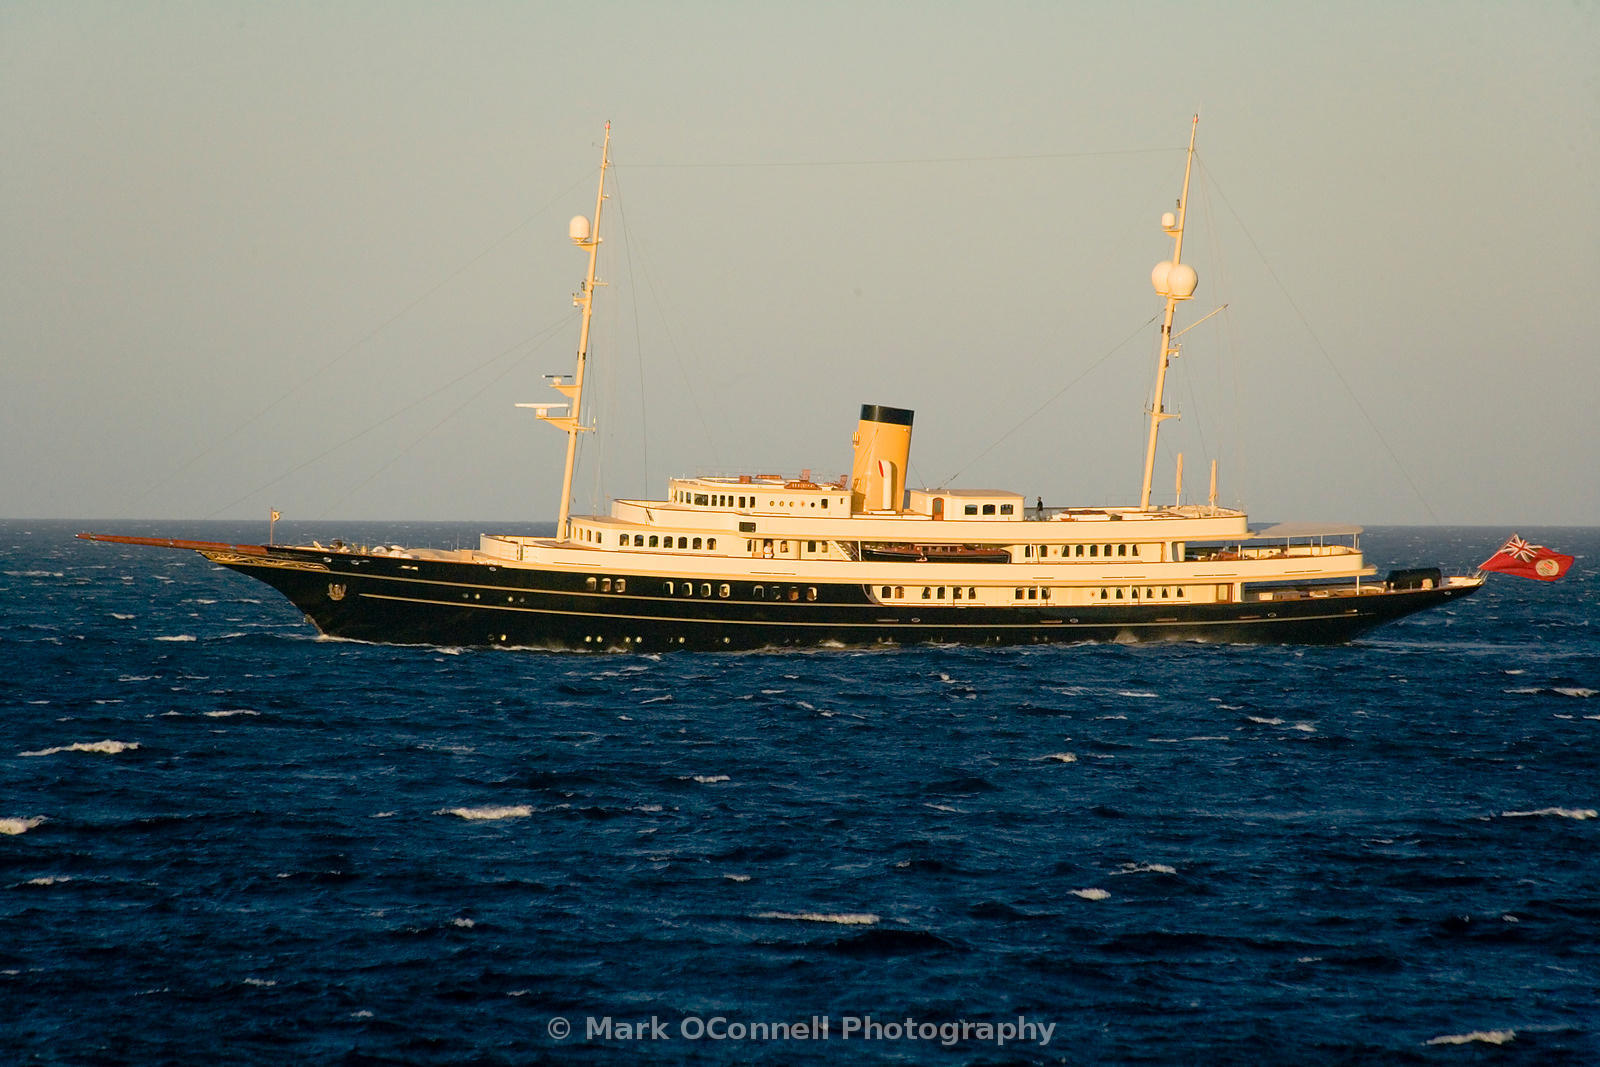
[{"left": 3, "top": 521, "right": 1596, "bottom": 1064}]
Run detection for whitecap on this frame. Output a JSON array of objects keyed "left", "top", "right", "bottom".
[
  {"left": 1245, "top": 716, "right": 1284, "bottom": 725},
  {"left": 1, "top": 816, "right": 46, "bottom": 836},
  {"left": 691, "top": 775, "right": 730, "bottom": 784},
  {"left": 1071, "top": 888, "right": 1111, "bottom": 901},
  {"left": 1504, "top": 687, "right": 1543, "bottom": 695},
  {"left": 203, "top": 709, "right": 259, "bottom": 718},
  {"left": 1425, "top": 1030, "right": 1514, "bottom": 1046},
  {"left": 1554, "top": 687, "right": 1596, "bottom": 699},
  {"left": 724, "top": 874, "right": 752, "bottom": 883},
  {"left": 450, "top": 918, "right": 475, "bottom": 928},
  {"left": 1040, "top": 752, "right": 1077, "bottom": 763},
  {"left": 1114, "top": 863, "right": 1176, "bottom": 875},
  {"left": 1501, "top": 807, "right": 1596, "bottom": 821},
  {"left": 243, "top": 978, "right": 277, "bottom": 988},
  {"left": 21, "top": 740, "right": 139, "bottom": 757},
  {"left": 1292, "top": 723, "right": 1317, "bottom": 733},
  {"left": 6, "top": 570, "right": 63, "bottom": 578},
  {"left": 757, "top": 911, "right": 878, "bottom": 925},
  {"left": 110, "top": 613, "right": 135, "bottom": 621},
  {"left": 1117, "top": 690, "right": 1158, "bottom": 699},
  {"left": 371, "top": 811, "right": 397, "bottom": 819},
  {"left": 639, "top": 695, "right": 674, "bottom": 704},
  {"left": 436, "top": 805, "right": 532, "bottom": 821},
  {"left": 25, "top": 876, "right": 70, "bottom": 886},
  {"left": 154, "top": 635, "right": 197, "bottom": 643}
]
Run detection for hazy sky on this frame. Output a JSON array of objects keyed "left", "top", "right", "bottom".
[{"left": 4, "top": 2, "right": 1596, "bottom": 527}]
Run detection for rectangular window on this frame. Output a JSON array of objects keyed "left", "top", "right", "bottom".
[
  {"left": 1027, "top": 588, "right": 1037, "bottom": 600},
  {"left": 707, "top": 538, "right": 717, "bottom": 550},
  {"left": 692, "top": 537, "right": 702, "bottom": 550},
  {"left": 983, "top": 504, "right": 996, "bottom": 515},
  {"left": 964, "top": 505, "right": 978, "bottom": 516},
  {"left": 648, "top": 535, "right": 659, "bottom": 547},
  {"left": 1000, "top": 504, "right": 1014, "bottom": 515},
  {"left": 1075, "top": 545, "right": 1084, "bottom": 557},
  {"left": 953, "top": 587, "right": 963, "bottom": 600},
  {"left": 936, "top": 587, "right": 945, "bottom": 599},
  {"left": 806, "top": 541, "right": 817, "bottom": 553},
  {"left": 1090, "top": 545, "right": 1098, "bottom": 557},
  {"left": 694, "top": 494, "right": 708, "bottom": 506},
  {"left": 1015, "top": 588, "right": 1024, "bottom": 599},
  {"left": 1041, "top": 587, "right": 1051, "bottom": 600},
  {"left": 678, "top": 537, "right": 688, "bottom": 549}
]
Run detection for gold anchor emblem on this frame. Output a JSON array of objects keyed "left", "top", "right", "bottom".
[{"left": 328, "top": 582, "right": 347, "bottom": 601}]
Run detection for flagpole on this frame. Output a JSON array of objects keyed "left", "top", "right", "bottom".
[{"left": 269, "top": 508, "right": 280, "bottom": 546}]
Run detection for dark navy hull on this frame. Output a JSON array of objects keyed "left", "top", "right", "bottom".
[{"left": 212, "top": 546, "right": 1480, "bottom": 651}]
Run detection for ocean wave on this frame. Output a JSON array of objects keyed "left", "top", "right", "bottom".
[
  {"left": 203, "top": 709, "right": 260, "bottom": 718},
  {"left": 1501, "top": 807, "right": 1596, "bottom": 821},
  {"left": 154, "top": 635, "right": 197, "bottom": 642},
  {"left": 1039, "top": 752, "right": 1077, "bottom": 763},
  {"left": 110, "top": 613, "right": 135, "bottom": 620},
  {"left": 1245, "top": 716, "right": 1284, "bottom": 725},
  {"left": 21, "top": 740, "right": 140, "bottom": 757},
  {"left": 6, "top": 570, "right": 64, "bottom": 578},
  {"left": 1114, "top": 862, "right": 1177, "bottom": 875},
  {"left": 1070, "top": 888, "right": 1111, "bottom": 901},
  {"left": 25, "top": 876, "right": 71, "bottom": 886},
  {"left": 1425, "top": 1029, "right": 1514, "bottom": 1046},
  {"left": 689, "top": 775, "right": 730, "bottom": 784},
  {"left": 1554, "top": 687, "right": 1596, "bottom": 698},
  {"left": 1, "top": 816, "right": 46, "bottom": 835},
  {"left": 436, "top": 805, "right": 532, "bottom": 821},
  {"left": 756, "top": 911, "right": 879, "bottom": 925}
]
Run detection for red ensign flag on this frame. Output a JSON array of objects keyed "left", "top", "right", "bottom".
[{"left": 1479, "top": 534, "right": 1574, "bottom": 581}]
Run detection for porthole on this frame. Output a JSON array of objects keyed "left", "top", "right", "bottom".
[
  {"left": 699, "top": 583, "right": 711, "bottom": 598},
  {"left": 719, "top": 583, "right": 731, "bottom": 598}
]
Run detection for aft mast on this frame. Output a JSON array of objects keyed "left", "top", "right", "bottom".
[
  {"left": 524, "top": 123, "right": 611, "bottom": 542},
  {"left": 1139, "top": 115, "right": 1200, "bottom": 511}
]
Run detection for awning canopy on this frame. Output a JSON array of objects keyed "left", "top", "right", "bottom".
[{"left": 1249, "top": 522, "right": 1364, "bottom": 539}]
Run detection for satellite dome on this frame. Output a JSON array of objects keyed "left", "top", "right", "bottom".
[{"left": 569, "top": 215, "right": 591, "bottom": 243}]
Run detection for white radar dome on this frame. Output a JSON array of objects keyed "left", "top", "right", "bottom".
[
  {"left": 1161, "top": 211, "right": 1177, "bottom": 230},
  {"left": 1167, "top": 262, "right": 1198, "bottom": 299},
  {"left": 569, "top": 215, "right": 591, "bottom": 243},
  {"left": 1151, "top": 260, "right": 1173, "bottom": 295}
]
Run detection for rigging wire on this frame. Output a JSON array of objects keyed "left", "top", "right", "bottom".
[
  {"left": 129, "top": 168, "right": 596, "bottom": 511},
  {"left": 317, "top": 323, "right": 569, "bottom": 519},
  {"left": 205, "top": 312, "right": 575, "bottom": 519},
  {"left": 940, "top": 314, "right": 1158, "bottom": 486},
  {"left": 607, "top": 168, "right": 652, "bottom": 500},
  {"left": 623, "top": 147, "right": 1175, "bottom": 170},
  {"left": 1195, "top": 158, "right": 1440, "bottom": 522}
]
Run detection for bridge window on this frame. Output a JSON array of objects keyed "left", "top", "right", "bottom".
[
  {"left": 1000, "top": 504, "right": 1014, "bottom": 515},
  {"left": 983, "top": 504, "right": 996, "bottom": 515},
  {"left": 965, "top": 504, "right": 978, "bottom": 516},
  {"left": 894, "top": 586, "right": 904, "bottom": 598}
]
